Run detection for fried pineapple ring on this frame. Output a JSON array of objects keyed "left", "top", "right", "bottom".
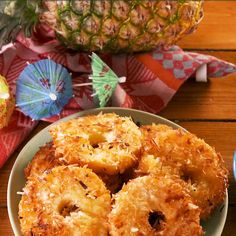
[
  {"left": 24, "top": 142, "right": 123, "bottom": 194},
  {"left": 50, "top": 113, "right": 142, "bottom": 175},
  {"left": 109, "top": 175, "right": 203, "bottom": 236},
  {"left": 19, "top": 166, "right": 111, "bottom": 236},
  {"left": 138, "top": 124, "right": 228, "bottom": 219},
  {"left": 24, "top": 142, "right": 60, "bottom": 178}
]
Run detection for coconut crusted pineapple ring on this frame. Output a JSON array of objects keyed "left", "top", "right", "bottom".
[
  {"left": 109, "top": 175, "right": 203, "bottom": 236},
  {"left": 19, "top": 166, "right": 111, "bottom": 236},
  {"left": 24, "top": 142, "right": 123, "bottom": 194},
  {"left": 50, "top": 113, "right": 142, "bottom": 175},
  {"left": 24, "top": 142, "right": 61, "bottom": 179},
  {"left": 137, "top": 124, "right": 228, "bottom": 219}
]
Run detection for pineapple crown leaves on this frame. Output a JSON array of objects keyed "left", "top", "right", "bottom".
[{"left": 0, "top": 0, "right": 41, "bottom": 48}]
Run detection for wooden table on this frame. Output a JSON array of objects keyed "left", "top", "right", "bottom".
[{"left": 1, "top": 1, "right": 236, "bottom": 235}]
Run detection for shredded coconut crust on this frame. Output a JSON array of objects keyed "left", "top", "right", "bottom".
[
  {"left": 19, "top": 166, "right": 111, "bottom": 236},
  {"left": 137, "top": 124, "right": 228, "bottom": 219},
  {"left": 109, "top": 175, "right": 203, "bottom": 236},
  {"left": 50, "top": 113, "right": 142, "bottom": 175}
]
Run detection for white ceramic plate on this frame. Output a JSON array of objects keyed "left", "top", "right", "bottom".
[{"left": 7, "top": 107, "right": 228, "bottom": 236}]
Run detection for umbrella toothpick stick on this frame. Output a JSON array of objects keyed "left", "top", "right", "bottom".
[
  {"left": 73, "top": 82, "right": 93, "bottom": 87},
  {"left": 117, "top": 76, "right": 126, "bottom": 83},
  {"left": 91, "top": 92, "right": 98, "bottom": 97}
]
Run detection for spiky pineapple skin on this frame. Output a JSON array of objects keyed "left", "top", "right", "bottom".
[{"left": 40, "top": 0, "right": 203, "bottom": 53}]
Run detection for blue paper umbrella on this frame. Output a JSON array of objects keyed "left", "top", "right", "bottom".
[{"left": 16, "top": 59, "right": 73, "bottom": 120}]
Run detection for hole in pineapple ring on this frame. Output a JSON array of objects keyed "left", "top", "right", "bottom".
[
  {"left": 148, "top": 211, "right": 166, "bottom": 231},
  {"left": 58, "top": 199, "right": 80, "bottom": 217},
  {"left": 89, "top": 133, "right": 107, "bottom": 149},
  {"left": 180, "top": 168, "right": 198, "bottom": 187}
]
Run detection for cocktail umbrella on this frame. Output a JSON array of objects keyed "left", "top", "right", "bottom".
[
  {"left": 0, "top": 75, "right": 15, "bottom": 129},
  {"left": 90, "top": 53, "right": 126, "bottom": 107},
  {"left": 74, "top": 53, "right": 126, "bottom": 107},
  {"left": 16, "top": 59, "right": 73, "bottom": 120}
]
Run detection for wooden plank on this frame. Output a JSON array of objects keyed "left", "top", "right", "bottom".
[
  {"left": 179, "top": 1, "right": 236, "bottom": 50},
  {"left": 0, "top": 157, "right": 15, "bottom": 207},
  {"left": 0, "top": 207, "right": 14, "bottom": 236},
  {"left": 160, "top": 74, "right": 236, "bottom": 120},
  {"left": 160, "top": 51, "right": 236, "bottom": 120}
]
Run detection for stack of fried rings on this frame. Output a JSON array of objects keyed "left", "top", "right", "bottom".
[{"left": 19, "top": 113, "right": 228, "bottom": 236}]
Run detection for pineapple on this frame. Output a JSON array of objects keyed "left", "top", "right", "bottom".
[{"left": 1, "top": 0, "right": 203, "bottom": 53}]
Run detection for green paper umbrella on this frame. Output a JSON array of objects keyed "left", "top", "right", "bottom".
[
  {"left": 73, "top": 53, "right": 126, "bottom": 107},
  {"left": 89, "top": 53, "right": 126, "bottom": 107}
]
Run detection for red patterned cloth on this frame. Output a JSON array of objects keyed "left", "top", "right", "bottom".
[{"left": 0, "top": 30, "right": 236, "bottom": 168}]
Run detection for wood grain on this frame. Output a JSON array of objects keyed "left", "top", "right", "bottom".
[
  {"left": 0, "top": 207, "right": 14, "bottom": 236},
  {"left": 179, "top": 1, "right": 236, "bottom": 50},
  {"left": 160, "top": 74, "right": 236, "bottom": 120}
]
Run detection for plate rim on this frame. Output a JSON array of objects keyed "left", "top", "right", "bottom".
[{"left": 7, "top": 107, "right": 228, "bottom": 235}]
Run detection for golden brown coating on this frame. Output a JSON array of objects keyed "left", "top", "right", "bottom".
[
  {"left": 18, "top": 115, "right": 229, "bottom": 235},
  {"left": 24, "top": 142, "right": 61, "bottom": 179},
  {"left": 136, "top": 154, "right": 178, "bottom": 177},
  {"left": 0, "top": 94, "right": 15, "bottom": 129},
  {"left": 24, "top": 142, "right": 123, "bottom": 194},
  {"left": 138, "top": 124, "right": 228, "bottom": 219},
  {"left": 141, "top": 124, "right": 173, "bottom": 136},
  {"left": 19, "top": 166, "right": 111, "bottom": 236},
  {"left": 50, "top": 113, "right": 142, "bottom": 175},
  {"left": 109, "top": 175, "right": 203, "bottom": 236}
]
